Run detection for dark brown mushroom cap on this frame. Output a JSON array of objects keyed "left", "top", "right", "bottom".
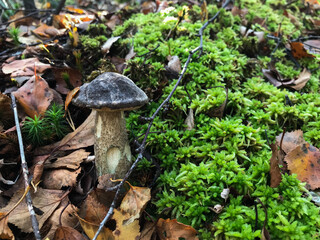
[{"left": 72, "top": 72, "right": 148, "bottom": 110}]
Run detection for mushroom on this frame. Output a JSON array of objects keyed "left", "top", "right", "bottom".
[{"left": 72, "top": 72, "right": 148, "bottom": 178}]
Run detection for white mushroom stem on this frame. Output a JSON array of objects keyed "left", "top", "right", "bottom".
[{"left": 94, "top": 109, "right": 132, "bottom": 178}]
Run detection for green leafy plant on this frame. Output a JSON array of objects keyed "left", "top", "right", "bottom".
[
  {"left": 23, "top": 104, "right": 69, "bottom": 146},
  {"left": 8, "top": 26, "right": 20, "bottom": 45}
]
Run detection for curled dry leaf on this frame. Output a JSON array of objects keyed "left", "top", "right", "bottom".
[
  {"left": 13, "top": 75, "right": 55, "bottom": 117},
  {"left": 101, "top": 36, "right": 121, "bottom": 54},
  {"left": 285, "top": 142, "right": 320, "bottom": 190},
  {"left": 291, "top": 68, "right": 311, "bottom": 90},
  {"left": 0, "top": 212, "right": 14, "bottom": 240},
  {"left": 156, "top": 219, "right": 199, "bottom": 240}
]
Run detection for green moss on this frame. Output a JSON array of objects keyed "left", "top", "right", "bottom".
[{"left": 114, "top": 1, "right": 320, "bottom": 239}]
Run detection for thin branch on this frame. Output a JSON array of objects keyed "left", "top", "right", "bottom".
[
  {"left": 11, "top": 93, "right": 41, "bottom": 240},
  {"left": 92, "top": 1, "right": 233, "bottom": 239}
]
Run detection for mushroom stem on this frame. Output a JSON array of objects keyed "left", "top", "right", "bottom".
[{"left": 94, "top": 109, "right": 132, "bottom": 178}]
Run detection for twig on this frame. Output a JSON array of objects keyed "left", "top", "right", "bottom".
[
  {"left": 92, "top": 1, "right": 233, "bottom": 239},
  {"left": 11, "top": 94, "right": 41, "bottom": 240}
]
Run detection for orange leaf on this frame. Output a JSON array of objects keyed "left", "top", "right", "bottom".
[
  {"left": 290, "top": 42, "right": 315, "bottom": 59},
  {"left": 65, "top": 87, "right": 80, "bottom": 111},
  {"left": 0, "top": 212, "right": 14, "bottom": 240},
  {"left": 13, "top": 75, "right": 54, "bottom": 117},
  {"left": 156, "top": 219, "right": 199, "bottom": 240},
  {"left": 285, "top": 143, "right": 320, "bottom": 190},
  {"left": 32, "top": 24, "right": 60, "bottom": 39},
  {"left": 54, "top": 226, "right": 85, "bottom": 240}
]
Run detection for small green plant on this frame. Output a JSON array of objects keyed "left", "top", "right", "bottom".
[
  {"left": 8, "top": 26, "right": 20, "bottom": 45},
  {"left": 23, "top": 104, "right": 70, "bottom": 146}
]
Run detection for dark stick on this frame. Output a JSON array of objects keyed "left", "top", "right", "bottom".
[
  {"left": 11, "top": 94, "right": 41, "bottom": 240},
  {"left": 92, "top": 1, "right": 233, "bottom": 239}
]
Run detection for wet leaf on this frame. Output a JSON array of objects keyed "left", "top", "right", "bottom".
[
  {"left": 156, "top": 219, "right": 199, "bottom": 240},
  {"left": 285, "top": 143, "right": 320, "bottom": 190}
]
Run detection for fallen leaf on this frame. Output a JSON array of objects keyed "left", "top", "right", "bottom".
[
  {"left": 0, "top": 212, "right": 14, "bottom": 240},
  {"left": 141, "top": 1, "right": 157, "bottom": 14},
  {"left": 120, "top": 184, "right": 151, "bottom": 224},
  {"left": 0, "top": 93, "right": 14, "bottom": 129},
  {"left": 13, "top": 75, "right": 54, "bottom": 117},
  {"left": 275, "top": 130, "right": 306, "bottom": 154},
  {"left": 32, "top": 24, "right": 61, "bottom": 39},
  {"left": 262, "top": 63, "right": 294, "bottom": 88},
  {"left": 101, "top": 36, "right": 121, "bottom": 54},
  {"left": 290, "top": 68, "right": 311, "bottom": 90},
  {"left": 45, "top": 198, "right": 79, "bottom": 239},
  {"left": 156, "top": 219, "right": 199, "bottom": 240},
  {"left": 54, "top": 226, "right": 85, "bottom": 240},
  {"left": 53, "top": 68, "right": 82, "bottom": 95},
  {"left": 290, "top": 42, "right": 315, "bottom": 59},
  {"left": 285, "top": 143, "right": 320, "bottom": 190},
  {"left": 303, "top": 40, "right": 320, "bottom": 55},
  {"left": 65, "top": 87, "right": 80, "bottom": 112},
  {"left": 185, "top": 108, "right": 194, "bottom": 130},
  {"left": 269, "top": 144, "right": 283, "bottom": 188},
  {"left": 42, "top": 168, "right": 81, "bottom": 189},
  {"left": 3, "top": 188, "right": 64, "bottom": 232},
  {"left": 140, "top": 221, "right": 156, "bottom": 240},
  {"left": 166, "top": 55, "right": 181, "bottom": 74},
  {"left": 112, "top": 209, "right": 140, "bottom": 240},
  {"left": 2, "top": 58, "right": 51, "bottom": 77},
  {"left": 261, "top": 226, "right": 270, "bottom": 240},
  {"left": 44, "top": 149, "right": 90, "bottom": 170}
]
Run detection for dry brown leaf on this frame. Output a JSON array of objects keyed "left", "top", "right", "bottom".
[
  {"left": 276, "top": 130, "right": 306, "bottom": 154},
  {"left": 140, "top": 221, "right": 156, "bottom": 240},
  {"left": 291, "top": 68, "right": 311, "bottom": 90},
  {"left": 120, "top": 184, "right": 151, "bottom": 224},
  {"left": 0, "top": 212, "right": 14, "bottom": 240},
  {"left": 13, "top": 75, "right": 54, "bottom": 117},
  {"left": 112, "top": 209, "right": 140, "bottom": 240},
  {"left": 45, "top": 198, "right": 79, "bottom": 239},
  {"left": 44, "top": 149, "right": 90, "bottom": 170},
  {"left": 32, "top": 24, "right": 61, "bottom": 39},
  {"left": 290, "top": 42, "right": 315, "bottom": 59},
  {"left": 141, "top": 1, "right": 157, "bottom": 14},
  {"left": 0, "top": 93, "right": 14, "bottom": 129},
  {"left": 54, "top": 226, "right": 85, "bottom": 240},
  {"left": 42, "top": 168, "right": 81, "bottom": 189},
  {"left": 80, "top": 194, "right": 108, "bottom": 224},
  {"left": 269, "top": 144, "right": 283, "bottom": 188},
  {"left": 3, "top": 188, "right": 64, "bottom": 232},
  {"left": 2, "top": 58, "right": 51, "bottom": 77},
  {"left": 285, "top": 143, "right": 320, "bottom": 190},
  {"left": 156, "top": 219, "right": 198, "bottom": 240},
  {"left": 65, "top": 87, "right": 80, "bottom": 112}
]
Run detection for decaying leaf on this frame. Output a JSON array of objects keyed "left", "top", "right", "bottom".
[
  {"left": 2, "top": 188, "right": 64, "bottom": 232},
  {"left": 120, "top": 184, "right": 151, "bottom": 224},
  {"left": 44, "top": 149, "right": 90, "bottom": 170},
  {"left": 290, "top": 42, "right": 315, "bottom": 59},
  {"left": 54, "top": 226, "right": 85, "bottom": 240},
  {"left": 112, "top": 209, "right": 140, "bottom": 240},
  {"left": 0, "top": 212, "right": 14, "bottom": 240},
  {"left": 13, "top": 75, "right": 55, "bottom": 117},
  {"left": 285, "top": 143, "right": 320, "bottom": 190},
  {"left": 262, "top": 63, "right": 294, "bottom": 88},
  {"left": 156, "top": 219, "right": 199, "bottom": 240},
  {"left": 276, "top": 130, "right": 306, "bottom": 154},
  {"left": 44, "top": 198, "right": 79, "bottom": 239},
  {"left": 53, "top": 68, "right": 82, "bottom": 95},
  {"left": 101, "top": 36, "right": 121, "bottom": 54},
  {"left": 2, "top": 58, "right": 51, "bottom": 77},
  {"left": 77, "top": 214, "right": 113, "bottom": 240},
  {"left": 65, "top": 87, "right": 80, "bottom": 112},
  {"left": 0, "top": 93, "right": 14, "bottom": 129},
  {"left": 290, "top": 68, "right": 311, "bottom": 90},
  {"left": 269, "top": 144, "right": 283, "bottom": 188},
  {"left": 185, "top": 108, "right": 194, "bottom": 130},
  {"left": 42, "top": 168, "right": 81, "bottom": 189}
]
